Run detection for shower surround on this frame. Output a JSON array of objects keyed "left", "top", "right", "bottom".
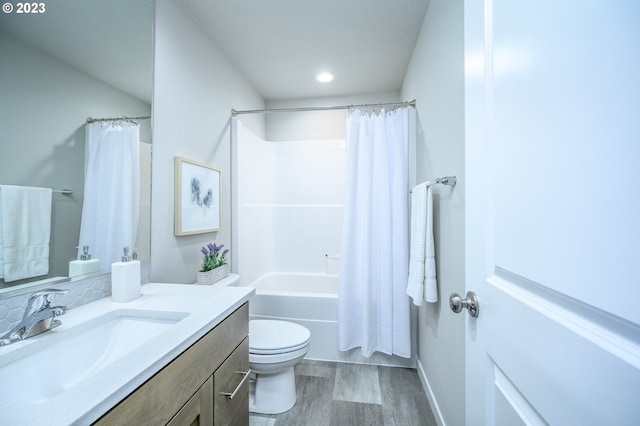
[
  {"left": 234, "top": 120, "right": 344, "bottom": 285},
  {"left": 233, "top": 120, "right": 414, "bottom": 367}
]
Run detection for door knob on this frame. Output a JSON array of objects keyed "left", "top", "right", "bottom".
[{"left": 449, "top": 291, "right": 479, "bottom": 317}]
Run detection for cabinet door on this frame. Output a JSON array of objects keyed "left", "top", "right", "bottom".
[
  {"left": 214, "top": 338, "right": 250, "bottom": 425},
  {"left": 167, "top": 376, "right": 214, "bottom": 426}
]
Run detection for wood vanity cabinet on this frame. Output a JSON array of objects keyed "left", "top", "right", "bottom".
[{"left": 94, "top": 303, "right": 249, "bottom": 426}]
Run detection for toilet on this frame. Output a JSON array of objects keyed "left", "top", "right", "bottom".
[{"left": 249, "top": 319, "right": 311, "bottom": 414}]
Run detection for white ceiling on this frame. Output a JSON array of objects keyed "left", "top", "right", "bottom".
[
  {"left": 0, "top": 0, "right": 429, "bottom": 104},
  {"left": 180, "top": 0, "right": 430, "bottom": 101}
]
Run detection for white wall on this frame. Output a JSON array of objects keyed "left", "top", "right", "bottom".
[
  {"left": 235, "top": 123, "right": 276, "bottom": 284},
  {"left": 265, "top": 92, "right": 400, "bottom": 141},
  {"left": 271, "top": 140, "right": 345, "bottom": 275},
  {"left": 151, "top": 0, "right": 265, "bottom": 284},
  {"left": 401, "top": 1, "right": 465, "bottom": 425},
  {"left": 0, "top": 32, "right": 151, "bottom": 284},
  {"left": 236, "top": 121, "right": 344, "bottom": 285}
]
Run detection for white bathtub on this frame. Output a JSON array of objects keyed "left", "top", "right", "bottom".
[
  {"left": 244, "top": 272, "right": 414, "bottom": 367},
  {"left": 250, "top": 272, "right": 338, "bottom": 295},
  {"left": 248, "top": 272, "right": 338, "bottom": 324}
]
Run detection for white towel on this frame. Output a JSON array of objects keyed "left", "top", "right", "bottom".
[
  {"left": 407, "top": 182, "right": 427, "bottom": 305},
  {"left": 406, "top": 182, "right": 438, "bottom": 305},
  {"left": 0, "top": 185, "right": 52, "bottom": 282},
  {"left": 424, "top": 184, "right": 438, "bottom": 303}
]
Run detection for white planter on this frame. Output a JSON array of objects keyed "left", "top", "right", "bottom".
[{"left": 196, "top": 264, "right": 229, "bottom": 285}]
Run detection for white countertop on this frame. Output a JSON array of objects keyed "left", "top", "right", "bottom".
[{"left": 0, "top": 276, "right": 254, "bottom": 426}]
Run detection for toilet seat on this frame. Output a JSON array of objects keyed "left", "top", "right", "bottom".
[{"left": 249, "top": 320, "right": 311, "bottom": 355}]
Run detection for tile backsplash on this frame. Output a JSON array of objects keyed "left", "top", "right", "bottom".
[{"left": 0, "top": 261, "right": 151, "bottom": 333}]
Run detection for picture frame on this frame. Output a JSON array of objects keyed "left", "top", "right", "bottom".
[{"left": 174, "top": 157, "right": 220, "bottom": 236}]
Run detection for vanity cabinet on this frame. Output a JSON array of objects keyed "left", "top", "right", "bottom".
[
  {"left": 167, "top": 376, "right": 214, "bottom": 425},
  {"left": 94, "top": 303, "right": 249, "bottom": 426}
]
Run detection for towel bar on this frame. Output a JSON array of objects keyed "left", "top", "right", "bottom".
[
  {"left": 410, "top": 176, "right": 457, "bottom": 193},
  {"left": 434, "top": 176, "right": 457, "bottom": 187}
]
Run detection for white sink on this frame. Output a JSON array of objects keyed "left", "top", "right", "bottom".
[
  {"left": 0, "top": 281, "right": 254, "bottom": 426},
  {"left": 0, "top": 309, "right": 188, "bottom": 404}
]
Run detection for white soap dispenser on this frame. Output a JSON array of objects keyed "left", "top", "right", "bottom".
[
  {"left": 69, "top": 245, "right": 101, "bottom": 277},
  {"left": 111, "top": 246, "right": 140, "bottom": 303}
]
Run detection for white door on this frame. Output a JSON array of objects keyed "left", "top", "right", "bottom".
[{"left": 464, "top": 1, "right": 640, "bottom": 425}]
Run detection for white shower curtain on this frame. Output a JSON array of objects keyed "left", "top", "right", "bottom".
[
  {"left": 78, "top": 121, "right": 140, "bottom": 270},
  {"left": 338, "top": 108, "right": 411, "bottom": 358}
]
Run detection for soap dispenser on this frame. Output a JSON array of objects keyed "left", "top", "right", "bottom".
[
  {"left": 69, "top": 245, "right": 101, "bottom": 277},
  {"left": 111, "top": 246, "right": 140, "bottom": 302}
]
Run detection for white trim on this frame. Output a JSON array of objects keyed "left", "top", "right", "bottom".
[
  {"left": 489, "top": 272, "right": 640, "bottom": 369},
  {"left": 493, "top": 364, "right": 545, "bottom": 425},
  {"left": 416, "top": 358, "right": 445, "bottom": 426}
]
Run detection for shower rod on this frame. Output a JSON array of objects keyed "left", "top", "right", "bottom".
[
  {"left": 86, "top": 115, "right": 151, "bottom": 124},
  {"left": 231, "top": 99, "right": 416, "bottom": 116}
]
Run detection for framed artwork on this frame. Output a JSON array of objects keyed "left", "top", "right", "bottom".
[{"left": 174, "top": 157, "right": 220, "bottom": 236}]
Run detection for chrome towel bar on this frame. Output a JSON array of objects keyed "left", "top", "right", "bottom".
[
  {"left": 434, "top": 176, "right": 456, "bottom": 187},
  {"left": 410, "top": 176, "right": 457, "bottom": 193}
]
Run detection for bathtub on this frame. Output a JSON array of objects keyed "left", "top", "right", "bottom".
[
  {"left": 244, "top": 272, "right": 414, "bottom": 367},
  {"left": 249, "top": 272, "right": 338, "bottom": 296}
]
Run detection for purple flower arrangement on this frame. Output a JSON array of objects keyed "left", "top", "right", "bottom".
[{"left": 200, "top": 242, "right": 229, "bottom": 272}]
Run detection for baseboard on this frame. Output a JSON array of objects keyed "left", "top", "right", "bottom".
[{"left": 416, "top": 358, "right": 446, "bottom": 426}]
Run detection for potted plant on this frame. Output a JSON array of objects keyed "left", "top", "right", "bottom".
[{"left": 196, "top": 242, "right": 230, "bottom": 285}]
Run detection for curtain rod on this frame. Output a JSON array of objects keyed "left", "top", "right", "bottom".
[
  {"left": 86, "top": 115, "right": 151, "bottom": 124},
  {"left": 231, "top": 99, "right": 416, "bottom": 116}
]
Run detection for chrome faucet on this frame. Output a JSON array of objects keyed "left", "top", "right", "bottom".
[{"left": 0, "top": 289, "right": 68, "bottom": 346}]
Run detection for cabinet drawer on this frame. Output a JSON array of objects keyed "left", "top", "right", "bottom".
[
  {"left": 214, "top": 337, "right": 249, "bottom": 426},
  {"left": 94, "top": 303, "right": 248, "bottom": 425}
]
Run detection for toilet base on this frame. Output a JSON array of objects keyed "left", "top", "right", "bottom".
[{"left": 249, "top": 366, "right": 297, "bottom": 414}]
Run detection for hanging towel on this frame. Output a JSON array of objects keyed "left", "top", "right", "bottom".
[
  {"left": 406, "top": 182, "right": 438, "bottom": 304},
  {"left": 423, "top": 183, "right": 438, "bottom": 303},
  {"left": 407, "top": 182, "right": 427, "bottom": 305},
  {"left": 0, "top": 185, "right": 52, "bottom": 282}
]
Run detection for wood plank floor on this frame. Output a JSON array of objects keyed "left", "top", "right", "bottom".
[{"left": 249, "top": 360, "right": 437, "bottom": 426}]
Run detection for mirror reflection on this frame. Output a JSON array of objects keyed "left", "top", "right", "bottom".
[{"left": 0, "top": 0, "right": 153, "bottom": 292}]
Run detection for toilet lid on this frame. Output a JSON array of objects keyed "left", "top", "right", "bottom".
[{"left": 249, "top": 320, "right": 311, "bottom": 355}]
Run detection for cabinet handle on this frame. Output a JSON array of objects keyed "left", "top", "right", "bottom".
[{"left": 220, "top": 370, "right": 251, "bottom": 400}]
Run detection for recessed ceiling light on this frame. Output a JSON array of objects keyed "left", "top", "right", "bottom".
[{"left": 315, "top": 72, "right": 335, "bottom": 83}]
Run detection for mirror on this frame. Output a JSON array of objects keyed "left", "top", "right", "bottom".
[{"left": 0, "top": 0, "right": 153, "bottom": 294}]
